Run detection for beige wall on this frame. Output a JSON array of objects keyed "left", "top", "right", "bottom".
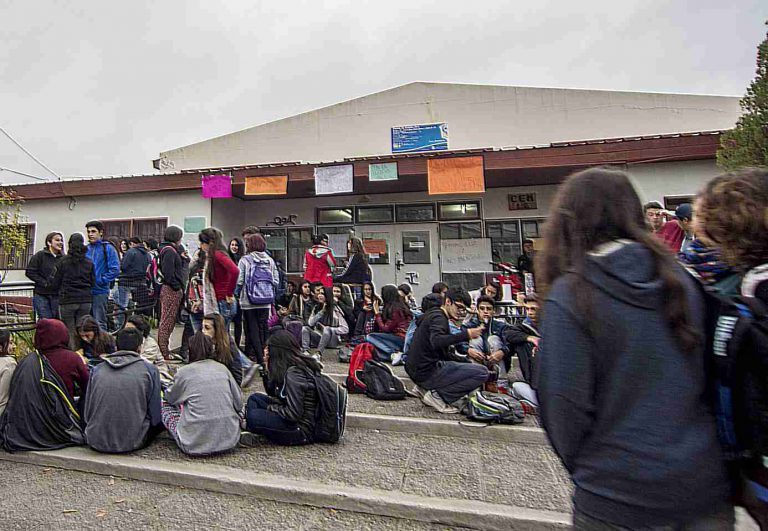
[{"left": 159, "top": 82, "right": 740, "bottom": 170}]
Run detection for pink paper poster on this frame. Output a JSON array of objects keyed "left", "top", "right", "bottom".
[{"left": 202, "top": 174, "right": 232, "bottom": 198}]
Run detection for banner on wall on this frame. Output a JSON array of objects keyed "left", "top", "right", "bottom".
[
  {"left": 391, "top": 123, "right": 448, "bottom": 153},
  {"left": 202, "top": 174, "right": 232, "bottom": 198},
  {"left": 427, "top": 156, "right": 485, "bottom": 195},
  {"left": 314, "top": 165, "right": 353, "bottom": 195},
  {"left": 245, "top": 175, "right": 288, "bottom": 196},
  {"left": 368, "top": 162, "right": 398, "bottom": 181},
  {"left": 183, "top": 216, "right": 206, "bottom": 234}
]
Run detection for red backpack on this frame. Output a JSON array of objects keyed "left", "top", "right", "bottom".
[{"left": 346, "top": 342, "right": 374, "bottom": 394}]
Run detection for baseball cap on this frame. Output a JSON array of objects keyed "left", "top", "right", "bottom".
[{"left": 675, "top": 203, "right": 693, "bottom": 220}]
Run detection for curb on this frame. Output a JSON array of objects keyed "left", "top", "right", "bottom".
[
  {"left": 0, "top": 448, "right": 570, "bottom": 530},
  {"left": 346, "top": 412, "right": 548, "bottom": 444}
]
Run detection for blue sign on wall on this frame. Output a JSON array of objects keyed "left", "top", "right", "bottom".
[{"left": 391, "top": 123, "right": 448, "bottom": 153}]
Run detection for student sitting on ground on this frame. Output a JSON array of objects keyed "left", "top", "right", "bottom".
[
  {"left": 503, "top": 295, "right": 540, "bottom": 414},
  {"left": 162, "top": 332, "right": 243, "bottom": 456},
  {"left": 83, "top": 327, "right": 163, "bottom": 453},
  {"left": 332, "top": 283, "right": 355, "bottom": 329},
  {"left": 405, "top": 288, "right": 487, "bottom": 414},
  {"left": 0, "top": 330, "right": 17, "bottom": 417},
  {"left": 201, "top": 313, "right": 244, "bottom": 386},
  {"left": 398, "top": 283, "right": 419, "bottom": 312},
  {"left": 459, "top": 295, "right": 508, "bottom": 393},
  {"left": 301, "top": 287, "right": 349, "bottom": 360},
  {"left": 367, "top": 284, "right": 412, "bottom": 365},
  {"left": 75, "top": 315, "right": 116, "bottom": 368},
  {"left": 287, "top": 280, "right": 316, "bottom": 324},
  {"left": 124, "top": 314, "right": 173, "bottom": 382},
  {"left": 245, "top": 330, "right": 324, "bottom": 445},
  {"left": 35, "top": 318, "right": 90, "bottom": 403}
]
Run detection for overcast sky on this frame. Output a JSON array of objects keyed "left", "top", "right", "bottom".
[{"left": 1, "top": 0, "right": 765, "bottom": 182}]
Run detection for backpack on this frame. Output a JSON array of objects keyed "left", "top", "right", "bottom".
[
  {"left": 706, "top": 294, "right": 768, "bottom": 462},
  {"left": 362, "top": 360, "right": 406, "bottom": 400},
  {"left": 346, "top": 342, "right": 374, "bottom": 394},
  {"left": 463, "top": 391, "right": 526, "bottom": 424},
  {"left": 310, "top": 371, "right": 347, "bottom": 443},
  {"left": 147, "top": 247, "right": 174, "bottom": 290},
  {"left": 282, "top": 317, "right": 304, "bottom": 345},
  {"left": 244, "top": 255, "right": 275, "bottom": 305}
]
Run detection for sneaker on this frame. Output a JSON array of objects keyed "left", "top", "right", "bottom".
[
  {"left": 241, "top": 363, "right": 262, "bottom": 389},
  {"left": 407, "top": 384, "right": 426, "bottom": 399},
  {"left": 517, "top": 398, "right": 539, "bottom": 416},
  {"left": 391, "top": 351, "right": 404, "bottom": 366},
  {"left": 422, "top": 390, "right": 460, "bottom": 414}
]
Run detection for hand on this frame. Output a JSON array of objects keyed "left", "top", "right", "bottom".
[
  {"left": 373, "top": 299, "right": 380, "bottom": 314},
  {"left": 467, "top": 348, "right": 486, "bottom": 363},
  {"left": 528, "top": 336, "right": 540, "bottom": 348},
  {"left": 226, "top": 295, "right": 235, "bottom": 305},
  {"left": 488, "top": 350, "right": 504, "bottom": 363},
  {"left": 467, "top": 325, "right": 484, "bottom": 339}
]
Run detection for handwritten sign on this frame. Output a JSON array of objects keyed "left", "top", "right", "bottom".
[
  {"left": 245, "top": 175, "right": 288, "bottom": 195},
  {"left": 508, "top": 192, "right": 537, "bottom": 211},
  {"left": 328, "top": 233, "right": 349, "bottom": 258},
  {"left": 363, "top": 239, "right": 387, "bottom": 255},
  {"left": 440, "top": 238, "right": 492, "bottom": 272},
  {"left": 202, "top": 174, "right": 232, "bottom": 198},
  {"left": 369, "top": 162, "right": 398, "bottom": 181},
  {"left": 315, "top": 165, "right": 353, "bottom": 195},
  {"left": 427, "top": 156, "right": 484, "bottom": 195}
]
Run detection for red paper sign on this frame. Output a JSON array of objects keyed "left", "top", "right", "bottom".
[{"left": 202, "top": 174, "right": 232, "bottom": 198}]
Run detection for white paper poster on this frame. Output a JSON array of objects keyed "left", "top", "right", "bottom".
[
  {"left": 327, "top": 233, "right": 349, "bottom": 258},
  {"left": 315, "top": 165, "right": 354, "bottom": 195}
]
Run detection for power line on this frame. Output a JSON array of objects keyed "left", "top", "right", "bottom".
[
  {"left": 0, "top": 166, "right": 50, "bottom": 182},
  {"left": 0, "top": 126, "right": 61, "bottom": 180}
]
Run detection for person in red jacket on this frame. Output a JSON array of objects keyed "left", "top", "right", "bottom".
[
  {"left": 658, "top": 203, "right": 694, "bottom": 254},
  {"left": 198, "top": 228, "right": 241, "bottom": 328},
  {"left": 303, "top": 234, "right": 336, "bottom": 288},
  {"left": 367, "top": 284, "right": 413, "bottom": 364},
  {"left": 34, "top": 318, "right": 89, "bottom": 401}
]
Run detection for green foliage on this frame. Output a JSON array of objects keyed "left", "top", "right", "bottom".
[
  {"left": 0, "top": 188, "right": 28, "bottom": 273},
  {"left": 717, "top": 22, "right": 768, "bottom": 171},
  {"left": 10, "top": 329, "right": 35, "bottom": 361}
]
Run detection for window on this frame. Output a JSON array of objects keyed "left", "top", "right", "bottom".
[
  {"left": 402, "top": 230, "right": 431, "bottom": 264},
  {"left": 664, "top": 195, "right": 695, "bottom": 211},
  {"left": 286, "top": 228, "right": 313, "bottom": 273},
  {"left": 522, "top": 219, "right": 544, "bottom": 239},
  {"left": 317, "top": 208, "right": 353, "bottom": 225},
  {"left": 261, "top": 228, "right": 287, "bottom": 271},
  {"left": 0, "top": 224, "right": 34, "bottom": 270},
  {"left": 396, "top": 203, "right": 436, "bottom": 222},
  {"left": 323, "top": 227, "right": 353, "bottom": 260},
  {"left": 442, "top": 272, "right": 486, "bottom": 292},
  {"left": 486, "top": 220, "right": 521, "bottom": 265},
  {"left": 438, "top": 201, "right": 481, "bottom": 221},
  {"left": 362, "top": 231, "right": 390, "bottom": 265},
  {"left": 355, "top": 205, "right": 394, "bottom": 224},
  {"left": 101, "top": 218, "right": 168, "bottom": 242},
  {"left": 439, "top": 222, "right": 482, "bottom": 240}
]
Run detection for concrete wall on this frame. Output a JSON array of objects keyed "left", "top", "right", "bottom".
[
  {"left": 6, "top": 190, "right": 211, "bottom": 283},
  {"left": 159, "top": 82, "right": 740, "bottom": 170}
]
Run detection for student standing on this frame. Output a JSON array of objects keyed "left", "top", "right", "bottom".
[
  {"left": 536, "top": 167, "right": 730, "bottom": 529},
  {"left": 84, "top": 221, "right": 121, "bottom": 331},
  {"left": 49, "top": 233, "right": 95, "bottom": 347},
  {"left": 157, "top": 226, "right": 184, "bottom": 360},
  {"left": 198, "top": 228, "right": 240, "bottom": 327},
  {"left": 303, "top": 233, "right": 336, "bottom": 288},
  {"left": 115, "top": 236, "right": 151, "bottom": 329},
  {"left": 333, "top": 237, "right": 370, "bottom": 297},
  {"left": 25, "top": 231, "right": 64, "bottom": 319},
  {"left": 228, "top": 237, "right": 246, "bottom": 346}
]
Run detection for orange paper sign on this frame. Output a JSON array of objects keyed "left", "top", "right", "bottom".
[
  {"left": 427, "top": 156, "right": 485, "bottom": 195},
  {"left": 363, "top": 239, "right": 387, "bottom": 255},
  {"left": 244, "top": 175, "right": 288, "bottom": 196}
]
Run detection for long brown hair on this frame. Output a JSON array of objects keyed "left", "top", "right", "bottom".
[
  {"left": 202, "top": 314, "right": 233, "bottom": 366},
  {"left": 537, "top": 166, "right": 700, "bottom": 353},
  {"left": 199, "top": 227, "right": 228, "bottom": 282}
]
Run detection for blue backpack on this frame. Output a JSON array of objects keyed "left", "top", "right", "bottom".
[{"left": 244, "top": 256, "right": 274, "bottom": 305}]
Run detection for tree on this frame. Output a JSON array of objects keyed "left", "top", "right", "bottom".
[
  {"left": 717, "top": 22, "right": 768, "bottom": 171},
  {"left": 0, "top": 188, "right": 28, "bottom": 281}
]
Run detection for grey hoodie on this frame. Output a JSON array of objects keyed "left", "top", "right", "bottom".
[
  {"left": 83, "top": 351, "right": 162, "bottom": 453},
  {"left": 537, "top": 240, "right": 730, "bottom": 527}
]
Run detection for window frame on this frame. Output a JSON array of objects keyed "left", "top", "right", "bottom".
[
  {"left": 395, "top": 202, "right": 437, "bottom": 223},
  {"left": 354, "top": 205, "right": 395, "bottom": 225},
  {"left": 0, "top": 222, "right": 36, "bottom": 271},
  {"left": 316, "top": 207, "right": 354, "bottom": 226},
  {"left": 437, "top": 200, "right": 482, "bottom": 221}
]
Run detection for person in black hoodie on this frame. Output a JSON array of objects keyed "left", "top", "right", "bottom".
[
  {"left": 536, "top": 167, "right": 731, "bottom": 530},
  {"left": 405, "top": 287, "right": 485, "bottom": 414},
  {"left": 334, "top": 237, "right": 371, "bottom": 298},
  {"left": 115, "top": 237, "right": 152, "bottom": 329},
  {"left": 25, "top": 231, "right": 64, "bottom": 319},
  {"left": 48, "top": 233, "right": 95, "bottom": 347},
  {"left": 157, "top": 225, "right": 184, "bottom": 360}
]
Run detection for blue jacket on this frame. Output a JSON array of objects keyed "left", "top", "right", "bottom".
[
  {"left": 85, "top": 240, "right": 121, "bottom": 295},
  {"left": 537, "top": 240, "right": 729, "bottom": 528}
]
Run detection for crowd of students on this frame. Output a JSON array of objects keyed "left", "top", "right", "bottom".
[{"left": 2, "top": 167, "right": 768, "bottom": 529}]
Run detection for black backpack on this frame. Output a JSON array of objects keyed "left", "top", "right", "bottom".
[
  {"left": 362, "top": 360, "right": 406, "bottom": 400},
  {"left": 310, "top": 371, "right": 347, "bottom": 443}
]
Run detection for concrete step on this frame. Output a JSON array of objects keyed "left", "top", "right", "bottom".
[{"left": 0, "top": 427, "right": 573, "bottom": 530}]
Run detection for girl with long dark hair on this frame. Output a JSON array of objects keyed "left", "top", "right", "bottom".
[
  {"left": 201, "top": 313, "right": 243, "bottom": 386},
  {"left": 245, "top": 330, "right": 323, "bottom": 445},
  {"left": 288, "top": 280, "right": 315, "bottom": 323},
  {"left": 333, "top": 237, "right": 371, "bottom": 298},
  {"left": 301, "top": 287, "right": 348, "bottom": 359},
  {"left": 198, "top": 228, "right": 240, "bottom": 328},
  {"left": 0, "top": 329, "right": 17, "bottom": 417},
  {"left": 74, "top": 315, "right": 116, "bottom": 367},
  {"left": 536, "top": 167, "right": 730, "bottom": 529},
  {"left": 228, "top": 237, "right": 246, "bottom": 346},
  {"left": 352, "top": 281, "right": 381, "bottom": 338},
  {"left": 367, "top": 284, "right": 412, "bottom": 363},
  {"left": 49, "top": 233, "right": 95, "bottom": 347}
]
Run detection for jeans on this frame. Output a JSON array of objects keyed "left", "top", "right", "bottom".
[
  {"left": 243, "top": 307, "right": 270, "bottom": 364},
  {"left": 59, "top": 302, "right": 92, "bottom": 349},
  {"left": 572, "top": 505, "right": 734, "bottom": 530},
  {"left": 366, "top": 333, "right": 404, "bottom": 362},
  {"left": 402, "top": 310, "right": 422, "bottom": 355},
  {"left": 511, "top": 382, "right": 539, "bottom": 407},
  {"left": 33, "top": 295, "right": 59, "bottom": 320},
  {"left": 421, "top": 361, "right": 489, "bottom": 405},
  {"left": 91, "top": 293, "right": 109, "bottom": 331},
  {"left": 115, "top": 280, "right": 151, "bottom": 329},
  {"left": 218, "top": 299, "right": 236, "bottom": 329},
  {"left": 245, "top": 393, "right": 309, "bottom": 446},
  {"left": 301, "top": 326, "right": 339, "bottom": 353}
]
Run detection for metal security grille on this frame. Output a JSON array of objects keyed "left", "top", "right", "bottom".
[{"left": 0, "top": 224, "right": 35, "bottom": 270}]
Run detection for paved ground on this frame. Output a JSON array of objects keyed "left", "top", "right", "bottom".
[
  {"left": 0, "top": 460, "right": 471, "bottom": 531},
  {"left": 136, "top": 427, "right": 572, "bottom": 513}
]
